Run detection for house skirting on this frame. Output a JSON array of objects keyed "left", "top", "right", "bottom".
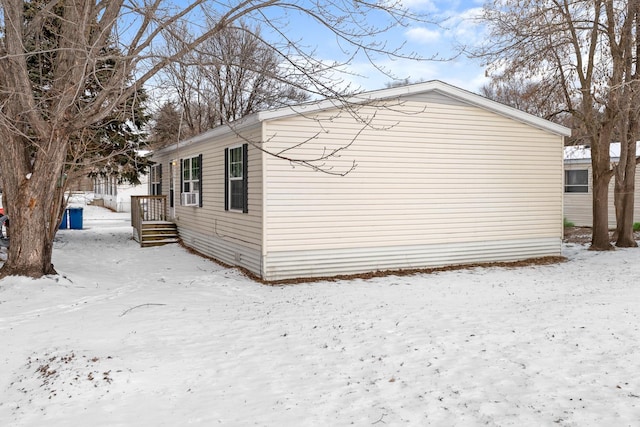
[{"left": 261, "top": 237, "right": 561, "bottom": 281}]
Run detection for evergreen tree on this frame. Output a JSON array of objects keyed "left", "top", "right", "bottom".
[{"left": 24, "top": 0, "right": 150, "bottom": 187}]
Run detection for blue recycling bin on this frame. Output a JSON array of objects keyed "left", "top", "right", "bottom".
[
  {"left": 59, "top": 209, "right": 68, "bottom": 229},
  {"left": 68, "top": 207, "right": 83, "bottom": 230}
]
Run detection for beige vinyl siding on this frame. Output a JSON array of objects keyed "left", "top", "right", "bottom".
[
  {"left": 151, "top": 124, "right": 264, "bottom": 275},
  {"left": 264, "top": 238, "right": 558, "bottom": 279},
  {"left": 261, "top": 99, "right": 563, "bottom": 280},
  {"left": 563, "top": 161, "right": 640, "bottom": 228}
]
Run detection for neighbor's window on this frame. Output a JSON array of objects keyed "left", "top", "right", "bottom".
[
  {"left": 110, "top": 176, "right": 117, "bottom": 196},
  {"left": 225, "top": 144, "right": 248, "bottom": 212},
  {"left": 150, "top": 164, "right": 162, "bottom": 195},
  {"left": 565, "top": 170, "right": 588, "bottom": 193},
  {"left": 96, "top": 176, "right": 117, "bottom": 196}
]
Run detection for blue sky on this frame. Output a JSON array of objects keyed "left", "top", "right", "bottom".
[
  {"left": 393, "top": 0, "right": 489, "bottom": 91},
  {"left": 152, "top": 0, "right": 489, "bottom": 100},
  {"left": 262, "top": 0, "right": 490, "bottom": 93}
]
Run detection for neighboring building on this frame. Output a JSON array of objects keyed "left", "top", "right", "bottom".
[
  {"left": 564, "top": 143, "right": 640, "bottom": 227},
  {"left": 67, "top": 175, "right": 94, "bottom": 193},
  {"left": 93, "top": 175, "right": 149, "bottom": 212},
  {"left": 150, "top": 80, "right": 570, "bottom": 281}
]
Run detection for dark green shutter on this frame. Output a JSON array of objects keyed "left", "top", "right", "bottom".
[
  {"left": 198, "top": 154, "right": 203, "bottom": 207},
  {"left": 242, "top": 144, "right": 248, "bottom": 213},
  {"left": 148, "top": 165, "right": 153, "bottom": 194},
  {"left": 180, "top": 159, "right": 183, "bottom": 206},
  {"left": 169, "top": 161, "right": 174, "bottom": 208},
  {"left": 158, "top": 164, "right": 162, "bottom": 195},
  {"left": 224, "top": 148, "right": 229, "bottom": 211}
]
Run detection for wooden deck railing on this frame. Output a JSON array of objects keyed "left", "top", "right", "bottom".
[{"left": 131, "top": 195, "right": 167, "bottom": 242}]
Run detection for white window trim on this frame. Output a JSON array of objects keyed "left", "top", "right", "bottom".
[
  {"left": 228, "top": 145, "right": 244, "bottom": 211},
  {"left": 182, "top": 156, "right": 200, "bottom": 205},
  {"left": 150, "top": 164, "right": 161, "bottom": 195}
]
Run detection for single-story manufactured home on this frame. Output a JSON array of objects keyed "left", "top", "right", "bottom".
[
  {"left": 564, "top": 143, "right": 640, "bottom": 227},
  {"left": 149, "top": 80, "right": 571, "bottom": 281}
]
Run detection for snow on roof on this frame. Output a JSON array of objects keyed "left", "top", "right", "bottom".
[{"left": 564, "top": 142, "right": 640, "bottom": 161}]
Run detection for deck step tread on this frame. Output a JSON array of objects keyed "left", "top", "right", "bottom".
[{"left": 136, "top": 221, "right": 179, "bottom": 247}]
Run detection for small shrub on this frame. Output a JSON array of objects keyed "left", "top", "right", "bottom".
[
  {"left": 634, "top": 222, "right": 640, "bottom": 232},
  {"left": 564, "top": 218, "right": 575, "bottom": 228}
]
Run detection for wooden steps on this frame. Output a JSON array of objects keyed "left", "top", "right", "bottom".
[{"left": 137, "top": 221, "right": 179, "bottom": 247}]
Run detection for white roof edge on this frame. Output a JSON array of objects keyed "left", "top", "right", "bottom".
[{"left": 256, "top": 80, "right": 572, "bottom": 137}]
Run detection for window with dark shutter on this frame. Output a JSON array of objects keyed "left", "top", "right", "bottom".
[
  {"left": 180, "top": 155, "right": 201, "bottom": 206},
  {"left": 225, "top": 144, "right": 248, "bottom": 212}
]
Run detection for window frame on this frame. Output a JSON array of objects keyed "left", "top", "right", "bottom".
[
  {"left": 150, "top": 164, "right": 162, "bottom": 195},
  {"left": 180, "top": 155, "right": 202, "bottom": 206},
  {"left": 564, "top": 169, "right": 589, "bottom": 193},
  {"left": 225, "top": 144, "right": 248, "bottom": 213}
]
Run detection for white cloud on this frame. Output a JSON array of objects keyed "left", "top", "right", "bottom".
[
  {"left": 398, "top": 0, "right": 438, "bottom": 12},
  {"left": 405, "top": 27, "right": 442, "bottom": 44},
  {"left": 447, "top": 7, "right": 487, "bottom": 46},
  {"left": 339, "top": 55, "right": 487, "bottom": 93}
]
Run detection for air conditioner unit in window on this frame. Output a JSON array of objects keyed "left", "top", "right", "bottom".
[{"left": 181, "top": 192, "right": 199, "bottom": 206}]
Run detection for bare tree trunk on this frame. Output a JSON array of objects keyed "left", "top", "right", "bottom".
[
  {"left": 0, "top": 133, "right": 68, "bottom": 278},
  {"left": 1, "top": 196, "right": 58, "bottom": 277},
  {"left": 612, "top": 0, "right": 640, "bottom": 248},
  {"left": 591, "top": 173, "right": 614, "bottom": 250},
  {"left": 590, "top": 134, "right": 615, "bottom": 250},
  {"left": 615, "top": 143, "right": 638, "bottom": 247}
]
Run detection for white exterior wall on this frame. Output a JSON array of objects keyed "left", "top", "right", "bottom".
[
  {"left": 564, "top": 161, "right": 640, "bottom": 228},
  {"left": 94, "top": 176, "right": 148, "bottom": 212},
  {"left": 261, "top": 95, "right": 564, "bottom": 281},
  {"left": 152, "top": 124, "right": 264, "bottom": 275}
]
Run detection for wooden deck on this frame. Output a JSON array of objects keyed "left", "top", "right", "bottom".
[
  {"left": 137, "top": 221, "right": 179, "bottom": 247},
  {"left": 131, "top": 196, "right": 179, "bottom": 247}
]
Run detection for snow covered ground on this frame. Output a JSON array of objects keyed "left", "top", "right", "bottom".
[{"left": 1, "top": 203, "right": 639, "bottom": 426}]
